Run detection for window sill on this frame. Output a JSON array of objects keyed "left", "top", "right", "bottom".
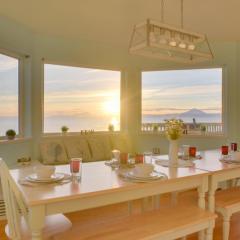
[
  {"left": 42, "top": 131, "right": 122, "bottom": 138},
  {"left": 0, "top": 137, "right": 32, "bottom": 145}
]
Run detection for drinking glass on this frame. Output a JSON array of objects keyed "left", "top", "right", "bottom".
[
  {"left": 120, "top": 153, "right": 129, "bottom": 164},
  {"left": 189, "top": 147, "right": 197, "bottom": 157},
  {"left": 135, "top": 153, "right": 144, "bottom": 164},
  {"left": 144, "top": 152, "right": 152, "bottom": 164},
  {"left": 181, "top": 145, "right": 190, "bottom": 160},
  {"left": 70, "top": 158, "right": 82, "bottom": 180},
  {"left": 221, "top": 146, "right": 229, "bottom": 156}
]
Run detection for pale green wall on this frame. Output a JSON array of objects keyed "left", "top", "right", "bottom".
[{"left": 0, "top": 15, "right": 240, "bottom": 166}]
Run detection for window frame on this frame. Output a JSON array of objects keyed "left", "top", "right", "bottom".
[
  {"left": 141, "top": 66, "right": 227, "bottom": 136},
  {"left": 42, "top": 61, "right": 123, "bottom": 135},
  {"left": 0, "top": 49, "right": 23, "bottom": 139}
]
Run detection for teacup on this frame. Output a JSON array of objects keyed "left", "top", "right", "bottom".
[
  {"left": 232, "top": 151, "right": 240, "bottom": 161},
  {"left": 132, "top": 163, "right": 154, "bottom": 177},
  {"left": 34, "top": 165, "right": 56, "bottom": 179}
]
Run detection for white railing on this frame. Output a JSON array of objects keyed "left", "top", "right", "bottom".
[{"left": 142, "top": 122, "right": 223, "bottom": 135}]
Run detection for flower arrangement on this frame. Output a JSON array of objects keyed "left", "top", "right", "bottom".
[{"left": 164, "top": 119, "right": 184, "bottom": 140}]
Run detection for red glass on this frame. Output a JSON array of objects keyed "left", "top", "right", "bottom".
[
  {"left": 189, "top": 147, "right": 197, "bottom": 157},
  {"left": 120, "top": 153, "right": 129, "bottom": 164},
  {"left": 221, "top": 146, "right": 229, "bottom": 155},
  {"left": 231, "top": 143, "right": 238, "bottom": 152},
  {"left": 135, "top": 154, "right": 144, "bottom": 164},
  {"left": 70, "top": 160, "right": 80, "bottom": 173}
]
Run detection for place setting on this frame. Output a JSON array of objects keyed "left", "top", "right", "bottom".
[
  {"left": 18, "top": 158, "right": 83, "bottom": 187},
  {"left": 117, "top": 163, "right": 167, "bottom": 183},
  {"left": 155, "top": 145, "right": 200, "bottom": 168}
]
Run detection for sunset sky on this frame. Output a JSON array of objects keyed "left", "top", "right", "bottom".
[
  {"left": 0, "top": 54, "right": 222, "bottom": 132},
  {"left": 142, "top": 68, "right": 222, "bottom": 115}
]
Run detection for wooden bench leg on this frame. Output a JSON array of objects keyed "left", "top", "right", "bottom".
[
  {"left": 198, "top": 230, "right": 205, "bottom": 240},
  {"left": 206, "top": 228, "right": 213, "bottom": 240},
  {"left": 223, "top": 214, "right": 231, "bottom": 240},
  {"left": 127, "top": 201, "right": 132, "bottom": 215}
]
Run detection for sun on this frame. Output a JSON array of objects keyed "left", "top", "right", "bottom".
[{"left": 103, "top": 98, "right": 120, "bottom": 115}]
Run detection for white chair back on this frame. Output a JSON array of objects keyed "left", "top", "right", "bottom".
[{"left": 0, "top": 158, "right": 21, "bottom": 239}]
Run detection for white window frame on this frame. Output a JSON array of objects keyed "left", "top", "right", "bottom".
[
  {"left": 42, "top": 61, "right": 123, "bottom": 135},
  {"left": 0, "top": 49, "right": 24, "bottom": 139},
  {"left": 141, "top": 66, "right": 227, "bottom": 136}
]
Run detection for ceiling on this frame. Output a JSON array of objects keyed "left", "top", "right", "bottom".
[{"left": 0, "top": 0, "right": 239, "bottom": 47}]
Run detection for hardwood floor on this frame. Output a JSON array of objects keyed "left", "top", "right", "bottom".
[{"left": 1, "top": 191, "right": 240, "bottom": 239}]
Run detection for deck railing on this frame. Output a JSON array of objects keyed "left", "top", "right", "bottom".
[{"left": 141, "top": 122, "right": 223, "bottom": 135}]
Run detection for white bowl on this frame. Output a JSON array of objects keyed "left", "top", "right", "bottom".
[
  {"left": 232, "top": 151, "right": 240, "bottom": 161},
  {"left": 34, "top": 165, "right": 56, "bottom": 179},
  {"left": 132, "top": 163, "right": 154, "bottom": 177}
]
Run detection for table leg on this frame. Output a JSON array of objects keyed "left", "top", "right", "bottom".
[{"left": 28, "top": 205, "right": 45, "bottom": 240}]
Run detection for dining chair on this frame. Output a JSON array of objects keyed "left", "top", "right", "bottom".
[{"left": 0, "top": 158, "right": 72, "bottom": 240}]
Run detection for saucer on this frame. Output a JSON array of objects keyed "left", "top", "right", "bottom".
[{"left": 26, "top": 173, "right": 65, "bottom": 183}]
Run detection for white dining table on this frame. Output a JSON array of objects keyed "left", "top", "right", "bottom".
[
  {"left": 9, "top": 161, "right": 210, "bottom": 240},
  {"left": 153, "top": 149, "right": 240, "bottom": 213}
]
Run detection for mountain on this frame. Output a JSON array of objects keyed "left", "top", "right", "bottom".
[{"left": 179, "top": 108, "right": 208, "bottom": 118}]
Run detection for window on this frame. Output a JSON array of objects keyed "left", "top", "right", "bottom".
[
  {"left": 44, "top": 64, "right": 121, "bottom": 133},
  {"left": 142, "top": 68, "right": 223, "bottom": 134},
  {"left": 0, "top": 53, "right": 19, "bottom": 137}
]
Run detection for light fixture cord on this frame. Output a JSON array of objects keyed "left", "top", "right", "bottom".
[
  {"left": 161, "top": 0, "right": 164, "bottom": 22},
  {"left": 181, "top": 0, "right": 184, "bottom": 28}
]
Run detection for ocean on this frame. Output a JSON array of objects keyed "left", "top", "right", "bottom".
[{"left": 0, "top": 115, "right": 221, "bottom": 135}]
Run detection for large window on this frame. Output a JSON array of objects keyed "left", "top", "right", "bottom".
[
  {"left": 44, "top": 64, "right": 121, "bottom": 133},
  {"left": 0, "top": 53, "right": 19, "bottom": 137},
  {"left": 142, "top": 68, "right": 223, "bottom": 134}
]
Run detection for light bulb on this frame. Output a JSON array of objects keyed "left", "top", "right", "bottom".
[
  {"left": 169, "top": 40, "right": 177, "bottom": 47},
  {"left": 169, "top": 31, "right": 177, "bottom": 47},
  {"left": 179, "top": 42, "right": 187, "bottom": 49},
  {"left": 149, "top": 31, "right": 156, "bottom": 43},
  {"left": 188, "top": 43, "right": 196, "bottom": 50}
]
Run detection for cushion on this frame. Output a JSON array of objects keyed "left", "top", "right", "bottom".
[
  {"left": 40, "top": 140, "right": 68, "bottom": 165},
  {"left": 111, "top": 135, "right": 130, "bottom": 153},
  {"left": 87, "top": 137, "right": 106, "bottom": 161},
  {"left": 64, "top": 138, "right": 92, "bottom": 162}
]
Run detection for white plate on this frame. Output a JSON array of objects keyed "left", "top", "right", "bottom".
[
  {"left": 26, "top": 173, "right": 65, "bottom": 183},
  {"left": 127, "top": 171, "right": 160, "bottom": 180}
]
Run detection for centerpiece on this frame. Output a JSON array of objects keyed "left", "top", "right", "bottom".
[{"left": 164, "top": 119, "right": 184, "bottom": 166}]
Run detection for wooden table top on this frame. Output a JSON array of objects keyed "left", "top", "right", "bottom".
[
  {"left": 194, "top": 149, "right": 240, "bottom": 172},
  {"left": 153, "top": 149, "right": 240, "bottom": 173},
  {"left": 10, "top": 161, "right": 208, "bottom": 206}
]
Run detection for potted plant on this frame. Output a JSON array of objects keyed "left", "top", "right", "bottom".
[
  {"left": 200, "top": 125, "right": 206, "bottom": 134},
  {"left": 108, "top": 124, "right": 114, "bottom": 132},
  {"left": 6, "top": 129, "right": 16, "bottom": 140},
  {"left": 61, "top": 126, "right": 69, "bottom": 134},
  {"left": 152, "top": 124, "right": 159, "bottom": 132}
]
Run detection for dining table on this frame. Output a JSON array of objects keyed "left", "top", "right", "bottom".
[
  {"left": 152, "top": 149, "right": 240, "bottom": 213},
  {"left": 9, "top": 160, "right": 210, "bottom": 240}
]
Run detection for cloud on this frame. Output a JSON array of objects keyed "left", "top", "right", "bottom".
[{"left": 0, "top": 54, "right": 18, "bottom": 72}]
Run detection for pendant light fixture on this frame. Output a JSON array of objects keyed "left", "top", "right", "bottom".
[{"left": 129, "top": 0, "right": 214, "bottom": 63}]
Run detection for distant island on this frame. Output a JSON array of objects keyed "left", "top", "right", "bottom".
[{"left": 142, "top": 108, "right": 221, "bottom": 123}]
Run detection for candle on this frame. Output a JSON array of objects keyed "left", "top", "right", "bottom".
[
  {"left": 231, "top": 143, "right": 238, "bottom": 152},
  {"left": 120, "top": 153, "right": 129, "bottom": 164},
  {"left": 135, "top": 154, "right": 144, "bottom": 164},
  {"left": 189, "top": 147, "right": 197, "bottom": 157},
  {"left": 221, "top": 146, "right": 229, "bottom": 155}
]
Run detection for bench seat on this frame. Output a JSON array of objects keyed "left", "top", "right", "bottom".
[{"left": 59, "top": 205, "right": 216, "bottom": 240}]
